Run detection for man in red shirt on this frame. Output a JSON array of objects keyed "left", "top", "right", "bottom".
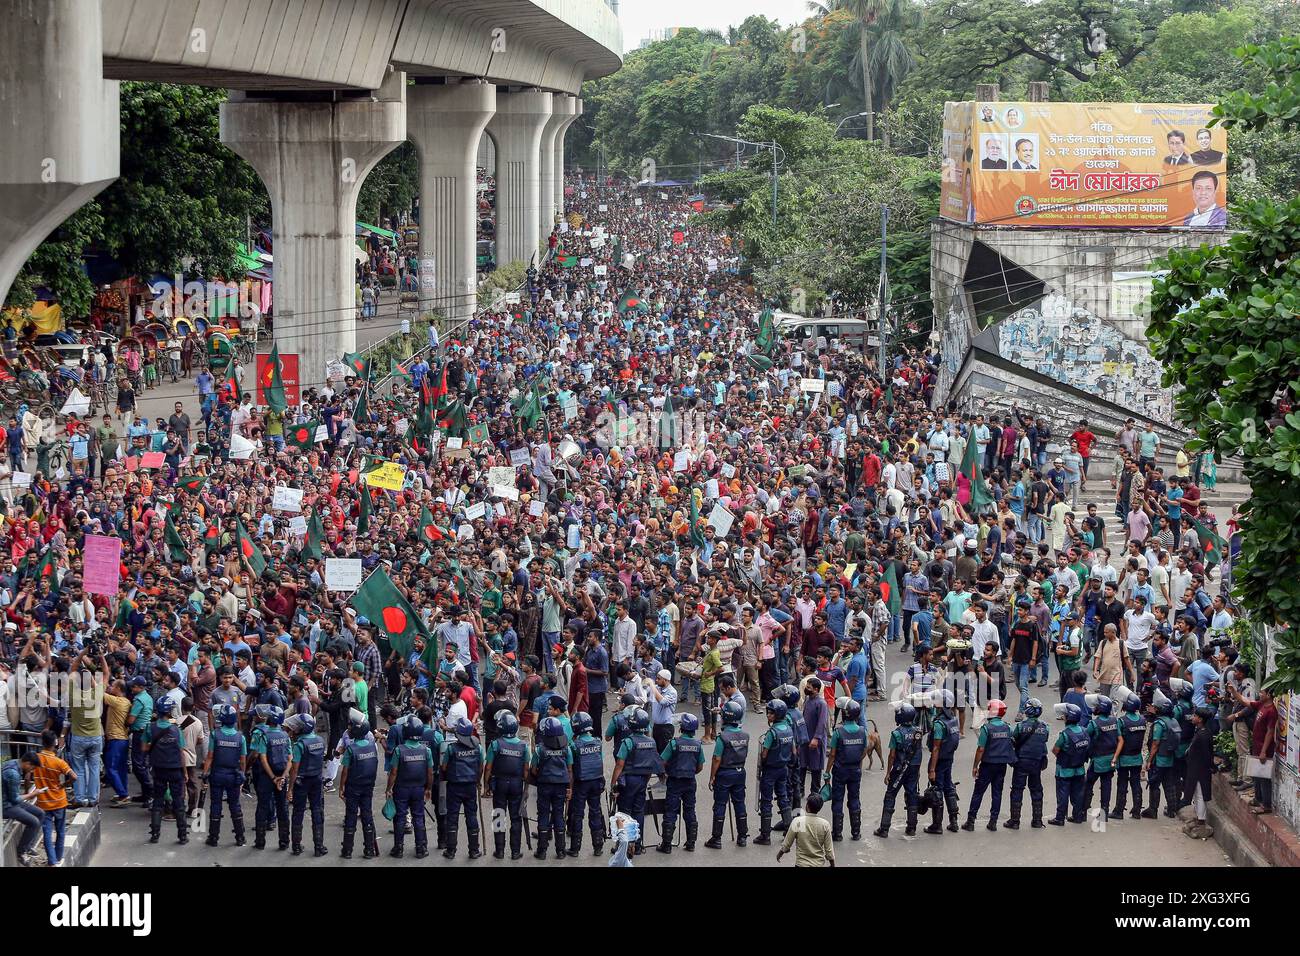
[
  {"left": 566, "top": 645, "right": 589, "bottom": 715},
  {"left": 1070, "top": 420, "right": 1097, "bottom": 477},
  {"left": 1246, "top": 689, "right": 1279, "bottom": 814}
]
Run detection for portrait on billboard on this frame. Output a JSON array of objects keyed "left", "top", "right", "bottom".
[
  {"left": 980, "top": 133, "right": 1009, "bottom": 170},
  {"left": 1184, "top": 170, "right": 1228, "bottom": 228},
  {"left": 1010, "top": 134, "right": 1040, "bottom": 171}
]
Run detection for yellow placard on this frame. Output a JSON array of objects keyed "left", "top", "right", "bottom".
[{"left": 364, "top": 461, "right": 406, "bottom": 491}]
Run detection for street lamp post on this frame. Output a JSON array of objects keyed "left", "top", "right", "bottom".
[
  {"left": 702, "top": 133, "right": 785, "bottom": 226},
  {"left": 835, "top": 111, "right": 873, "bottom": 136}
]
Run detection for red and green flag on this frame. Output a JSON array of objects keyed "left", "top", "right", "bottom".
[
  {"left": 467, "top": 422, "right": 490, "bottom": 445},
  {"left": 235, "top": 517, "right": 267, "bottom": 578},
  {"left": 389, "top": 358, "right": 412, "bottom": 383},
  {"left": 164, "top": 513, "right": 188, "bottom": 563},
  {"left": 351, "top": 566, "right": 433, "bottom": 662},
  {"left": 880, "top": 562, "right": 902, "bottom": 616},
  {"left": 357, "top": 488, "right": 372, "bottom": 536},
  {"left": 689, "top": 488, "right": 706, "bottom": 549},
  {"left": 34, "top": 548, "right": 60, "bottom": 592},
  {"left": 342, "top": 351, "right": 369, "bottom": 380},
  {"left": 286, "top": 420, "right": 320, "bottom": 451},
  {"left": 203, "top": 523, "right": 223, "bottom": 556},
  {"left": 617, "top": 289, "right": 649, "bottom": 315},
  {"left": 437, "top": 399, "right": 469, "bottom": 438},
  {"left": 418, "top": 505, "right": 448, "bottom": 546},
  {"left": 176, "top": 475, "right": 207, "bottom": 495},
  {"left": 262, "top": 343, "right": 288, "bottom": 413},
  {"left": 755, "top": 308, "right": 776, "bottom": 355},
  {"left": 557, "top": 253, "right": 578, "bottom": 268},
  {"left": 223, "top": 365, "right": 240, "bottom": 400},
  {"left": 1191, "top": 518, "right": 1227, "bottom": 565},
  {"left": 958, "top": 430, "right": 994, "bottom": 511}
]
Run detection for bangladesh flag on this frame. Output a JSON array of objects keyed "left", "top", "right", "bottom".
[
  {"left": 467, "top": 422, "right": 490, "bottom": 445},
  {"left": 235, "top": 517, "right": 267, "bottom": 578},
  {"left": 34, "top": 548, "right": 60, "bottom": 593},
  {"left": 203, "top": 523, "right": 222, "bottom": 556},
  {"left": 438, "top": 399, "right": 469, "bottom": 438},
  {"left": 164, "top": 513, "right": 188, "bottom": 563},
  {"left": 262, "top": 343, "right": 288, "bottom": 413},
  {"left": 176, "top": 475, "right": 207, "bottom": 495},
  {"left": 223, "top": 365, "right": 240, "bottom": 400},
  {"left": 755, "top": 308, "right": 776, "bottom": 355},
  {"left": 303, "top": 509, "right": 325, "bottom": 561},
  {"left": 557, "top": 254, "right": 578, "bottom": 268},
  {"left": 357, "top": 488, "right": 372, "bottom": 536},
  {"left": 689, "top": 487, "right": 706, "bottom": 549},
  {"left": 286, "top": 420, "right": 320, "bottom": 451},
  {"left": 515, "top": 388, "right": 543, "bottom": 430},
  {"left": 418, "top": 506, "right": 448, "bottom": 546},
  {"left": 389, "top": 358, "right": 411, "bottom": 383},
  {"left": 1191, "top": 518, "right": 1227, "bottom": 565},
  {"left": 657, "top": 392, "right": 679, "bottom": 451},
  {"left": 958, "top": 430, "right": 994, "bottom": 511},
  {"left": 353, "top": 385, "right": 370, "bottom": 425},
  {"left": 351, "top": 567, "right": 433, "bottom": 662},
  {"left": 880, "top": 562, "right": 902, "bottom": 616},
  {"left": 342, "top": 351, "right": 369, "bottom": 380},
  {"left": 617, "top": 289, "right": 649, "bottom": 315},
  {"left": 745, "top": 353, "right": 773, "bottom": 372}
]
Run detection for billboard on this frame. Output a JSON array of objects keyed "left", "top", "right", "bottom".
[
  {"left": 256, "top": 351, "right": 300, "bottom": 407},
  {"left": 940, "top": 101, "right": 1227, "bottom": 229}
]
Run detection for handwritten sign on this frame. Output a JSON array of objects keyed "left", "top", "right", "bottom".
[
  {"left": 83, "top": 534, "right": 122, "bottom": 596},
  {"left": 288, "top": 515, "right": 308, "bottom": 535},
  {"left": 707, "top": 503, "right": 735, "bottom": 539},
  {"left": 364, "top": 461, "right": 406, "bottom": 491},
  {"left": 491, "top": 485, "right": 520, "bottom": 501},
  {"left": 672, "top": 450, "right": 690, "bottom": 472},
  {"left": 509, "top": 448, "right": 530, "bottom": 468},
  {"left": 464, "top": 502, "right": 487, "bottom": 521},
  {"left": 528, "top": 500, "right": 545, "bottom": 517},
  {"left": 325, "top": 558, "right": 363, "bottom": 591},
  {"left": 800, "top": 378, "right": 826, "bottom": 393},
  {"left": 272, "top": 485, "right": 304, "bottom": 513},
  {"left": 487, "top": 466, "right": 516, "bottom": 488}
]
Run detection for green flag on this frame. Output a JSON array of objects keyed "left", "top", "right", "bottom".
[
  {"left": 351, "top": 567, "right": 433, "bottom": 664},
  {"left": 958, "top": 430, "right": 994, "bottom": 511},
  {"left": 235, "top": 517, "right": 267, "bottom": 578},
  {"left": 357, "top": 488, "right": 372, "bottom": 536},
  {"left": 203, "top": 523, "right": 222, "bottom": 556},
  {"left": 164, "top": 513, "right": 188, "bottom": 563},
  {"left": 34, "top": 548, "right": 60, "bottom": 593},
  {"left": 176, "top": 475, "right": 208, "bottom": 495},
  {"left": 881, "top": 562, "right": 902, "bottom": 616},
  {"left": 617, "top": 289, "right": 649, "bottom": 315},
  {"left": 657, "top": 392, "right": 679, "bottom": 451},
  {"left": 467, "top": 422, "right": 490, "bottom": 445},
  {"left": 303, "top": 509, "right": 325, "bottom": 561},
  {"left": 342, "top": 351, "right": 369, "bottom": 381},
  {"left": 755, "top": 308, "right": 776, "bottom": 355},
  {"left": 744, "top": 353, "right": 773, "bottom": 372},
  {"left": 418, "top": 505, "right": 448, "bottom": 546},
  {"left": 262, "top": 343, "right": 288, "bottom": 413},
  {"left": 437, "top": 399, "right": 469, "bottom": 438},
  {"left": 557, "top": 254, "right": 579, "bottom": 268},
  {"left": 285, "top": 420, "right": 320, "bottom": 451},
  {"left": 689, "top": 488, "right": 706, "bottom": 549},
  {"left": 1191, "top": 518, "right": 1227, "bottom": 565},
  {"left": 389, "top": 358, "right": 412, "bottom": 383},
  {"left": 516, "top": 389, "right": 543, "bottom": 431},
  {"left": 353, "top": 385, "right": 369, "bottom": 425}
]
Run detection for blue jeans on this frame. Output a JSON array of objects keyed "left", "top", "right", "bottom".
[
  {"left": 42, "top": 807, "right": 67, "bottom": 865},
  {"left": 1012, "top": 663, "right": 1032, "bottom": 716},
  {"left": 6, "top": 801, "right": 44, "bottom": 856},
  {"left": 1026, "top": 513, "right": 1044, "bottom": 544},
  {"left": 105, "top": 738, "right": 130, "bottom": 797},
  {"left": 69, "top": 734, "right": 103, "bottom": 804}
]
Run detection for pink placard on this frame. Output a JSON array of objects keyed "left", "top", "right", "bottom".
[
  {"left": 140, "top": 451, "right": 166, "bottom": 468},
  {"left": 83, "top": 534, "right": 122, "bottom": 596}
]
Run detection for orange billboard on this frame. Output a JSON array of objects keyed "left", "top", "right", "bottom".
[{"left": 940, "top": 101, "right": 1227, "bottom": 229}]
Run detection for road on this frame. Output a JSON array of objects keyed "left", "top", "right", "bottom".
[{"left": 93, "top": 636, "right": 1230, "bottom": 869}]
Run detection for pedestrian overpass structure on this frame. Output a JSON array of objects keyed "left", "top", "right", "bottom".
[{"left": 2, "top": 0, "right": 621, "bottom": 377}]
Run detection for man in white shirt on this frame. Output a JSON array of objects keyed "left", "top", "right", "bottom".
[
  {"left": 1122, "top": 595, "right": 1157, "bottom": 670},
  {"left": 612, "top": 605, "right": 637, "bottom": 668}
]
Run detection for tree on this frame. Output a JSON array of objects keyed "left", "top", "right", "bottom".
[{"left": 1147, "top": 36, "right": 1300, "bottom": 634}]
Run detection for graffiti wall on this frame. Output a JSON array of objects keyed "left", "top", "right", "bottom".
[{"left": 995, "top": 292, "right": 1172, "bottom": 422}]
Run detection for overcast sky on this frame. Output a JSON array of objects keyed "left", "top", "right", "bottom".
[{"left": 618, "top": 0, "right": 814, "bottom": 51}]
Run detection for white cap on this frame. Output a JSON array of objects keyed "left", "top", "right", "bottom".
[{"left": 657, "top": 669, "right": 672, "bottom": 681}]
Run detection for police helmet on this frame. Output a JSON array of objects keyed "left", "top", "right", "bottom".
[
  {"left": 156, "top": 696, "right": 176, "bottom": 717},
  {"left": 1169, "top": 677, "right": 1194, "bottom": 701},
  {"left": 987, "top": 699, "right": 1007, "bottom": 718},
  {"left": 678, "top": 713, "right": 700, "bottom": 736},
  {"left": 215, "top": 703, "right": 238, "bottom": 727},
  {"left": 297, "top": 713, "right": 316, "bottom": 735},
  {"left": 834, "top": 695, "right": 854, "bottom": 712},
  {"left": 405, "top": 716, "right": 425, "bottom": 739},
  {"left": 841, "top": 699, "right": 862, "bottom": 721},
  {"left": 721, "top": 700, "right": 745, "bottom": 727},
  {"left": 348, "top": 711, "right": 369, "bottom": 734},
  {"left": 1024, "top": 698, "right": 1043, "bottom": 719},
  {"left": 496, "top": 710, "right": 520, "bottom": 737},
  {"left": 453, "top": 717, "right": 476, "bottom": 745},
  {"left": 1084, "top": 693, "right": 1112, "bottom": 716},
  {"left": 1054, "top": 702, "right": 1083, "bottom": 724},
  {"left": 894, "top": 702, "right": 918, "bottom": 726},
  {"left": 937, "top": 688, "right": 956, "bottom": 712},
  {"left": 1152, "top": 689, "right": 1175, "bottom": 716},
  {"left": 627, "top": 708, "right": 651, "bottom": 733},
  {"left": 540, "top": 716, "right": 565, "bottom": 743},
  {"left": 1111, "top": 685, "right": 1141, "bottom": 713},
  {"left": 766, "top": 699, "right": 788, "bottom": 721},
  {"left": 267, "top": 706, "right": 285, "bottom": 726},
  {"left": 252, "top": 703, "right": 272, "bottom": 723},
  {"left": 779, "top": 684, "right": 801, "bottom": 710}
]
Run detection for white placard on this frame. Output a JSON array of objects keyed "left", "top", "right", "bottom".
[
  {"left": 487, "top": 466, "right": 516, "bottom": 488},
  {"left": 720, "top": 463, "right": 735, "bottom": 479},
  {"left": 580, "top": 257, "right": 594, "bottom": 268},
  {"left": 622, "top": 253, "right": 637, "bottom": 270},
  {"left": 528, "top": 500, "right": 545, "bottom": 517},
  {"left": 672, "top": 450, "right": 689, "bottom": 472},
  {"left": 567, "top": 525, "right": 581, "bottom": 550},
  {"left": 272, "top": 485, "right": 304, "bottom": 513},
  {"left": 509, "top": 448, "right": 530, "bottom": 468},
  {"left": 324, "top": 359, "right": 346, "bottom": 382},
  {"left": 708, "top": 503, "right": 735, "bottom": 539},
  {"left": 562, "top": 399, "right": 578, "bottom": 421},
  {"left": 705, "top": 478, "right": 719, "bottom": 500},
  {"left": 800, "top": 377, "right": 826, "bottom": 393},
  {"left": 446, "top": 437, "right": 463, "bottom": 449},
  {"left": 230, "top": 433, "right": 256, "bottom": 460},
  {"left": 491, "top": 485, "right": 519, "bottom": 500},
  {"left": 589, "top": 236, "right": 605, "bottom": 249},
  {"left": 659, "top": 192, "right": 668, "bottom": 200},
  {"left": 325, "top": 558, "right": 363, "bottom": 591},
  {"left": 394, "top": 419, "right": 408, "bottom": 437},
  {"left": 288, "top": 515, "right": 308, "bottom": 535},
  {"left": 634, "top": 198, "right": 643, "bottom": 206},
  {"left": 594, "top": 265, "right": 607, "bottom": 276},
  {"left": 464, "top": 502, "right": 487, "bottom": 521},
  {"left": 707, "top": 258, "right": 718, "bottom": 273},
  {"left": 457, "top": 523, "right": 475, "bottom": 542},
  {"left": 598, "top": 204, "right": 608, "bottom": 212},
  {"left": 12, "top": 471, "right": 32, "bottom": 488},
  {"left": 314, "top": 425, "right": 329, "bottom": 443}
]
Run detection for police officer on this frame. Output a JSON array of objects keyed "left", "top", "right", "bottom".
[
  {"left": 142, "top": 696, "right": 187, "bottom": 844},
  {"left": 413, "top": 707, "right": 446, "bottom": 849},
  {"left": 338, "top": 714, "right": 380, "bottom": 858},
  {"left": 532, "top": 715, "right": 574, "bottom": 859},
  {"left": 755, "top": 698, "right": 795, "bottom": 844},
  {"left": 386, "top": 714, "right": 435, "bottom": 858},
  {"left": 779, "top": 684, "right": 809, "bottom": 806},
  {"left": 250, "top": 705, "right": 291, "bottom": 850},
  {"left": 1083, "top": 693, "right": 1118, "bottom": 822},
  {"left": 441, "top": 716, "right": 483, "bottom": 859},
  {"left": 287, "top": 713, "right": 328, "bottom": 856},
  {"left": 1048, "top": 702, "right": 1090, "bottom": 825},
  {"left": 826, "top": 698, "right": 866, "bottom": 840},
  {"left": 1006, "top": 697, "right": 1048, "bottom": 830},
  {"left": 604, "top": 691, "right": 637, "bottom": 760},
  {"left": 923, "top": 690, "right": 961, "bottom": 834},
  {"left": 657, "top": 712, "right": 704, "bottom": 853},
  {"left": 874, "top": 701, "right": 923, "bottom": 837},
  {"left": 567, "top": 711, "right": 605, "bottom": 857},
  {"left": 1170, "top": 677, "right": 1195, "bottom": 802},
  {"left": 1142, "top": 689, "right": 1181, "bottom": 819},
  {"left": 610, "top": 707, "right": 662, "bottom": 855},
  {"left": 704, "top": 700, "right": 749, "bottom": 849},
  {"left": 483, "top": 710, "right": 529, "bottom": 860},
  {"left": 963, "top": 698, "right": 1015, "bottom": 831},
  {"left": 1111, "top": 687, "right": 1146, "bottom": 819},
  {"left": 201, "top": 703, "right": 247, "bottom": 847}
]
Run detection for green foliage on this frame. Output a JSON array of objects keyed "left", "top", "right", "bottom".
[
  {"left": 477, "top": 261, "right": 529, "bottom": 302},
  {"left": 358, "top": 141, "right": 418, "bottom": 227},
  {"left": 1265, "top": 628, "right": 1300, "bottom": 695},
  {"left": 1148, "top": 36, "right": 1300, "bottom": 633}
]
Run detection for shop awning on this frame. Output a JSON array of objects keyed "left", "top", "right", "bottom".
[{"left": 357, "top": 222, "right": 397, "bottom": 242}]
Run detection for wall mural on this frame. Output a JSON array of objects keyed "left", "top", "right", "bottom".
[
  {"left": 936, "top": 302, "right": 971, "bottom": 406},
  {"left": 995, "top": 292, "right": 1172, "bottom": 423}
]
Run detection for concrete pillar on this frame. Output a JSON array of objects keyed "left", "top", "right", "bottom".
[
  {"left": 407, "top": 80, "right": 495, "bottom": 328},
  {"left": 553, "top": 97, "right": 582, "bottom": 221},
  {"left": 0, "top": 0, "right": 119, "bottom": 308},
  {"left": 220, "top": 73, "right": 406, "bottom": 387},
  {"left": 485, "top": 89, "right": 551, "bottom": 266}
]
